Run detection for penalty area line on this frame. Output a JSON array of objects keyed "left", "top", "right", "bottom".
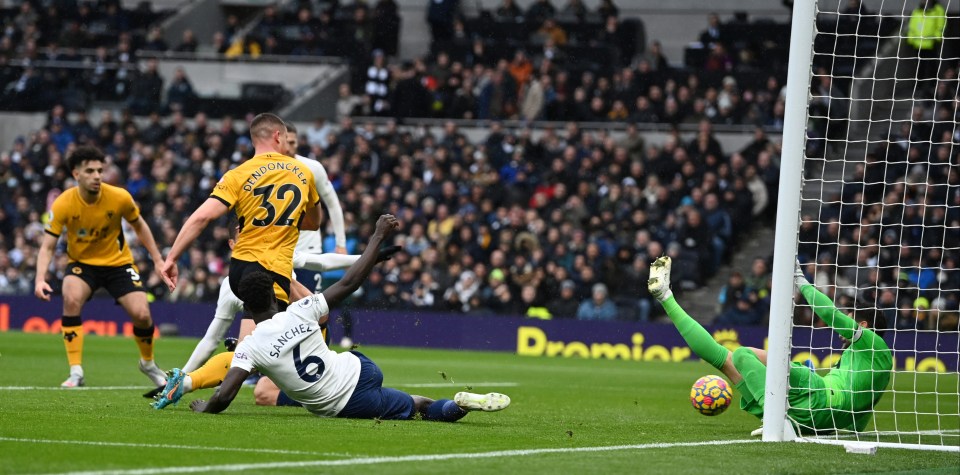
[
  {"left": 0, "top": 437, "right": 354, "bottom": 458},
  {"left": 52, "top": 439, "right": 762, "bottom": 475}
]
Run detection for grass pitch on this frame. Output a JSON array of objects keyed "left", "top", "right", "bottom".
[{"left": 0, "top": 331, "right": 957, "bottom": 474}]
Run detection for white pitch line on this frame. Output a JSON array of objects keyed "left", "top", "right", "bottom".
[
  {"left": 50, "top": 439, "right": 762, "bottom": 475},
  {"left": 0, "top": 437, "right": 353, "bottom": 458},
  {"left": 0, "top": 386, "right": 148, "bottom": 391},
  {"left": 394, "top": 382, "right": 519, "bottom": 388}
]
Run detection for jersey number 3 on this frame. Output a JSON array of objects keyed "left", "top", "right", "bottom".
[
  {"left": 252, "top": 184, "right": 303, "bottom": 227},
  {"left": 293, "top": 343, "right": 324, "bottom": 382}
]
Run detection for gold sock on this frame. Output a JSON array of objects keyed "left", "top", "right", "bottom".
[
  {"left": 132, "top": 325, "right": 155, "bottom": 361},
  {"left": 187, "top": 352, "right": 233, "bottom": 390},
  {"left": 61, "top": 323, "right": 84, "bottom": 367}
]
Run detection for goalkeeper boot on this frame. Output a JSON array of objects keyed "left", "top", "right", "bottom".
[
  {"left": 139, "top": 359, "right": 167, "bottom": 387},
  {"left": 454, "top": 392, "right": 511, "bottom": 412},
  {"left": 152, "top": 368, "right": 186, "bottom": 409},
  {"left": 61, "top": 366, "right": 85, "bottom": 388},
  {"left": 648, "top": 256, "right": 674, "bottom": 302}
]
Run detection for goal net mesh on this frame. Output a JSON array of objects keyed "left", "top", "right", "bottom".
[{"left": 791, "top": 0, "right": 959, "bottom": 449}]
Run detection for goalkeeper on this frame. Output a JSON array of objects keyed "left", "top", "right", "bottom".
[{"left": 648, "top": 256, "right": 892, "bottom": 433}]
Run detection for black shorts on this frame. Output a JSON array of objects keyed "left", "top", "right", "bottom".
[
  {"left": 66, "top": 262, "right": 145, "bottom": 300},
  {"left": 228, "top": 258, "right": 291, "bottom": 313}
]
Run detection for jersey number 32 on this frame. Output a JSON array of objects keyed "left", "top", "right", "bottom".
[{"left": 253, "top": 184, "right": 303, "bottom": 227}]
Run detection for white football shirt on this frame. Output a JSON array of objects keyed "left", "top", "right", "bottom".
[{"left": 231, "top": 294, "right": 361, "bottom": 417}]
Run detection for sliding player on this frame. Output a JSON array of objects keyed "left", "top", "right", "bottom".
[
  {"left": 35, "top": 146, "right": 168, "bottom": 387},
  {"left": 648, "top": 256, "right": 892, "bottom": 433}
]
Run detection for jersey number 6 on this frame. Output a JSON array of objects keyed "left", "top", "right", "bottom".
[
  {"left": 293, "top": 343, "right": 324, "bottom": 382},
  {"left": 252, "top": 184, "right": 303, "bottom": 227}
]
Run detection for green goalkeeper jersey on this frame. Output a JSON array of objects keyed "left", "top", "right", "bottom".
[{"left": 800, "top": 284, "right": 893, "bottom": 432}]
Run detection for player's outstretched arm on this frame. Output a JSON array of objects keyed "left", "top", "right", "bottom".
[
  {"left": 128, "top": 217, "right": 168, "bottom": 286},
  {"left": 322, "top": 215, "right": 400, "bottom": 308},
  {"left": 794, "top": 260, "right": 859, "bottom": 339},
  {"left": 34, "top": 233, "right": 57, "bottom": 301},
  {"left": 192, "top": 367, "right": 249, "bottom": 414},
  {"left": 162, "top": 198, "right": 229, "bottom": 290},
  {"left": 314, "top": 164, "right": 347, "bottom": 252}
]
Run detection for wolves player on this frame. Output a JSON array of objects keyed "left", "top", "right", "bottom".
[
  {"left": 157, "top": 113, "right": 320, "bottom": 396},
  {"left": 179, "top": 215, "right": 512, "bottom": 421},
  {"left": 176, "top": 123, "right": 355, "bottom": 374},
  {"left": 35, "top": 146, "right": 168, "bottom": 387},
  {"left": 648, "top": 256, "right": 892, "bottom": 433}
]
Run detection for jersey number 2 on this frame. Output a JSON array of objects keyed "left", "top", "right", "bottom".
[
  {"left": 293, "top": 343, "right": 324, "bottom": 382},
  {"left": 252, "top": 184, "right": 303, "bottom": 227}
]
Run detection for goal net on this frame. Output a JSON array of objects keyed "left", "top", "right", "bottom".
[{"left": 764, "top": 0, "right": 959, "bottom": 451}]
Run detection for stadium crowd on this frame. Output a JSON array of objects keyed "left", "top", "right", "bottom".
[{"left": 0, "top": 106, "right": 782, "bottom": 322}]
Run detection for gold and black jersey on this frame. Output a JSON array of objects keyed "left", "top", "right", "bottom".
[
  {"left": 44, "top": 184, "right": 140, "bottom": 267},
  {"left": 210, "top": 152, "right": 320, "bottom": 280}
]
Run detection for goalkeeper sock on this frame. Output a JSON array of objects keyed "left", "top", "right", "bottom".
[
  {"left": 61, "top": 315, "right": 84, "bottom": 367},
  {"left": 186, "top": 352, "right": 233, "bottom": 390},
  {"left": 132, "top": 324, "right": 155, "bottom": 361},
  {"left": 423, "top": 399, "right": 467, "bottom": 422},
  {"left": 662, "top": 296, "right": 729, "bottom": 370}
]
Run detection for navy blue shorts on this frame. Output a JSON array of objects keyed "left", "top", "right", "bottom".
[{"left": 337, "top": 351, "right": 415, "bottom": 420}]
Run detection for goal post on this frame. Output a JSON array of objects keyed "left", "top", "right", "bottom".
[
  {"left": 763, "top": 0, "right": 960, "bottom": 452},
  {"left": 763, "top": 0, "right": 817, "bottom": 444}
]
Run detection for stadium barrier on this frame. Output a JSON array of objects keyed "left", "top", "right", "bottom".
[{"left": 0, "top": 296, "right": 954, "bottom": 372}]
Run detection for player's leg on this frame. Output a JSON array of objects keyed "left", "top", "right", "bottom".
[
  {"left": 60, "top": 270, "right": 94, "bottom": 387},
  {"left": 648, "top": 256, "right": 736, "bottom": 379},
  {"left": 182, "top": 283, "right": 242, "bottom": 372},
  {"left": 730, "top": 346, "right": 768, "bottom": 419},
  {"left": 253, "top": 376, "right": 302, "bottom": 407},
  {"left": 109, "top": 264, "right": 164, "bottom": 385}
]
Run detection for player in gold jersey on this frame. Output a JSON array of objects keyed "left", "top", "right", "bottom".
[
  {"left": 35, "top": 146, "right": 170, "bottom": 388},
  {"left": 161, "top": 113, "right": 320, "bottom": 306},
  {"left": 157, "top": 113, "right": 321, "bottom": 394}
]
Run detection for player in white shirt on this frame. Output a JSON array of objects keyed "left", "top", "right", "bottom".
[{"left": 180, "top": 215, "right": 511, "bottom": 420}]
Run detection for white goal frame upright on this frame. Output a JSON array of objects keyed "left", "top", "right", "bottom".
[{"left": 763, "top": 0, "right": 959, "bottom": 452}]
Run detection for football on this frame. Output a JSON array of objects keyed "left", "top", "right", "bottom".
[{"left": 690, "top": 375, "right": 733, "bottom": 416}]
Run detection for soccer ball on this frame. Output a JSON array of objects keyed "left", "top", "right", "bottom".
[{"left": 690, "top": 375, "right": 733, "bottom": 416}]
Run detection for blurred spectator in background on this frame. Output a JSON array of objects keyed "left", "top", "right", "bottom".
[{"left": 576, "top": 283, "right": 617, "bottom": 321}]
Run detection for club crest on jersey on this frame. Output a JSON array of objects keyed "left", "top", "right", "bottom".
[
  {"left": 107, "top": 211, "right": 114, "bottom": 219},
  {"left": 72, "top": 266, "right": 83, "bottom": 275},
  {"left": 77, "top": 228, "right": 88, "bottom": 238}
]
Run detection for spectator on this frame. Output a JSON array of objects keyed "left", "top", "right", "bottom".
[
  {"left": 427, "top": 0, "right": 460, "bottom": 47},
  {"left": 576, "top": 283, "right": 618, "bottom": 321},
  {"left": 165, "top": 67, "right": 196, "bottom": 114},
  {"left": 175, "top": 30, "right": 199, "bottom": 53},
  {"left": 496, "top": 0, "right": 524, "bottom": 21},
  {"left": 127, "top": 59, "right": 163, "bottom": 115},
  {"left": 535, "top": 18, "right": 568, "bottom": 46},
  {"left": 597, "top": 0, "right": 619, "bottom": 19},
  {"left": 365, "top": 50, "right": 391, "bottom": 115},
  {"left": 547, "top": 279, "right": 580, "bottom": 319},
  {"left": 699, "top": 13, "right": 723, "bottom": 48},
  {"left": 907, "top": 0, "right": 947, "bottom": 93},
  {"left": 337, "top": 83, "right": 367, "bottom": 120},
  {"left": 142, "top": 26, "right": 169, "bottom": 52},
  {"left": 526, "top": 0, "right": 557, "bottom": 26},
  {"left": 373, "top": 0, "right": 402, "bottom": 56},
  {"left": 716, "top": 293, "right": 761, "bottom": 326}
]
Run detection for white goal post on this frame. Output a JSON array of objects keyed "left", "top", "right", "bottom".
[{"left": 764, "top": 0, "right": 959, "bottom": 452}]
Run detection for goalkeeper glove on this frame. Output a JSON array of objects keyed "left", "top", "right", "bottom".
[{"left": 794, "top": 259, "right": 812, "bottom": 290}]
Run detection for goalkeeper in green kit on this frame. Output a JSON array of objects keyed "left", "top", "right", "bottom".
[{"left": 648, "top": 256, "right": 893, "bottom": 433}]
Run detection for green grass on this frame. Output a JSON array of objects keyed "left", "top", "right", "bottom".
[{"left": 0, "top": 331, "right": 957, "bottom": 474}]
